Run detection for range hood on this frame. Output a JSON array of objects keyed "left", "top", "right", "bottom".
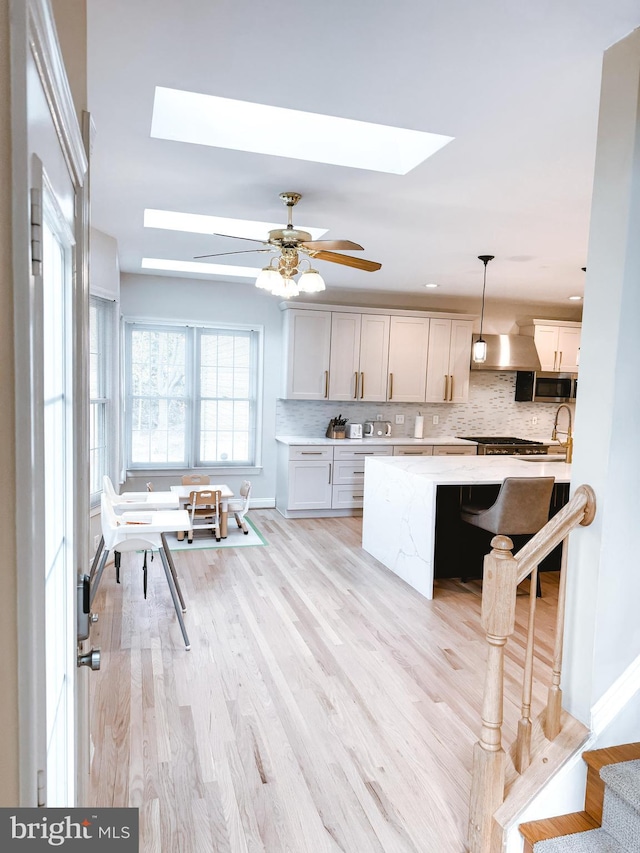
[{"left": 470, "top": 334, "right": 542, "bottom": 371}]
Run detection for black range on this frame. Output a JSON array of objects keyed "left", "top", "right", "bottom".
[{"left": 458, "top": 436, "right": 550, "bottom": 456}]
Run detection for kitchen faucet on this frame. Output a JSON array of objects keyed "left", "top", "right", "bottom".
[{"left": 552, "top": 404, "right": 573, "bottom": 463}]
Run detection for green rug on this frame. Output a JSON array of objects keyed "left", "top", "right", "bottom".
[{"left": 162, "top": 516, "right": 267, "bottom": 551}]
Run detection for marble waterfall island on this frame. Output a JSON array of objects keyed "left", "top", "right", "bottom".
[{"left": 361, "top": 455, "right": 571, "bottom": 600}]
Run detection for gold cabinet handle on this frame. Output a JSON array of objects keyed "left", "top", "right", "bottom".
[
  {"left": 449, "top": 374, "right": 454, "bottom": 401},
  {"left": 558, "top": 351, "right": 563, "bottom": 370},
  {"left": 354, "top": 371, "right": 358, "bottom": 399},
  {"left": 553, "top": 351, "right": 558, "bottom": 371},
  {"left": 360, "top": 372, "right": 364, "bottom": 399},
  {"left": 324, "top": 370, "right": 329, "bottom": 398},
  {"left": 328, "top": 463, "right": 332, "bottom": 484},
  {"left": 443, "top": 374, "right": 448, "bottom": 401},
  {"left": 389, "top": 373, "right": 393, "bottom": 400}
]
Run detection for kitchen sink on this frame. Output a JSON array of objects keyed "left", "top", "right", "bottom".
[{"left": 516, "top": 454, "right": 567, "bottom": 462}]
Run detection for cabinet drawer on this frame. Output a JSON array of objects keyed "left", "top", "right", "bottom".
[
  {"left": 332, "top": 460, "right": 368, "bottom": 485},
  {"left": 393, "top": 446, "right": 435, "bottom": 457},
  {"left": 432, "top": 445, "right": 477, "bottom": 456},
  {"left": 332, "top": 484, "right": 364, "bottom": 509},
  {"left": 289, "top": 446, "right": 333, "bottom": 461},
  {"left": 333, "top": 445, "right": 393, "bottom": 461}
]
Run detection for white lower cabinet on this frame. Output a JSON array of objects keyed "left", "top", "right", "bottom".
[
  {"left": 287, "top": 461, "right": 333, "bottom": 510},
  {"left": 393, "top": 446, "right": 435, "bottom": 457},
  {"left": 277, "top": 443, "right": 392, "bottom": 516},
  {"left": 432, "top": 445, "right": 477, "bottom": 456}
]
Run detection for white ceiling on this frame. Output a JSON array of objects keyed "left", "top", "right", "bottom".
[{"left": 86, "top": 0, "right": 640, "bottom": 307}]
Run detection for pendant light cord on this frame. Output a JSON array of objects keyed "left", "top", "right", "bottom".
[
  {"left": 477, "top": 255, "right": 494, "bottom": 338},
  {"left": 479, "top": 263, "right": 487, "bottom": 337}
]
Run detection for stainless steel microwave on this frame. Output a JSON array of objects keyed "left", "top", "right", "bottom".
[{"left": 515, "top": 371, "right": 578, "bottom": 403}]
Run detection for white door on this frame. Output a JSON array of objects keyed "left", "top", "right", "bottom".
[
  {"left": 42, "top": 179, "right": 77, "bottom": 805},
  {"left": 11, "top": 0, "right": 89, "bottom": 806}
]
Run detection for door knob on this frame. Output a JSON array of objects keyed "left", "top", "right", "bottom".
[{"left": 77, "top": 648, "right": 101, "bottom": 670}]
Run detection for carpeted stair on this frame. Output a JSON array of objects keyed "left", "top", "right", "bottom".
[{"left": 520, "top": 745, "right": 640, "bottom": 853}]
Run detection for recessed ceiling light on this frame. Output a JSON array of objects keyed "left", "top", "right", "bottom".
[
  {"left": 141, "top": 258, "right": 260, "bottom": 278},
  {"left": 424, "top": 283, "right": 439, "bottom": 288},
  {"left": 568, "top": 295, "right": 583, "bottom": 300},
  {"left": 150, "top": 87, "right": 454, "bottom": 175},
  {"left": 144, "top": 208, "right": 328, "bottom": 241}
]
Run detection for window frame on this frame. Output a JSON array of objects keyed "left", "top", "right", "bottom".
[
  {"left": 124, "top": 319, "right": 263, "bottom": 472},
  {"left": 89, "top": 295, "right": 116, "bottom": 506}
]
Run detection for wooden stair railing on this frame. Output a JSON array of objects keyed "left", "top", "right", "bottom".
[{"left": 468, "top": 484, "right": 596, "bottom": 853}]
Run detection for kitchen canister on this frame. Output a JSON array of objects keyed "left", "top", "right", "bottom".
[{"left": 414, "top": 413, "right": 424, "bottom": 439}]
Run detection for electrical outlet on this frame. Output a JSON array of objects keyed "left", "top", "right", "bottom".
[
  {"left": 532, "top": 416, "right": 538, "bottom": 425},
  {"left": 376, "top": 413, "right": 383, "bottom": 421},
  {"left": 395, "top": 414, "right": 405, "bottom": 425},
  {"left": 432, "top": 415, "right": 439, "bottom": 425}
]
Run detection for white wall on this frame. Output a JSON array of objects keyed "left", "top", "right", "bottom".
[
  {"left": 90, "top": 227, "right": 119, "bottom": 300},
  {"left": 563, "top": 27, "right": 640, "bottom": 723}
]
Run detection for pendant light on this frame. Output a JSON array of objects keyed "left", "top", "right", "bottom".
[{"left": 473, "top": 254, "right": 495, "bottom": 363}]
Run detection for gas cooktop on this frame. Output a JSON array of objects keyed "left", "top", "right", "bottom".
[
  {"left": 458, "top": 436, "right": 544, "bottom": 445},
  {"left": 458, "top": 436, "right": 550, "bottom": 455}
]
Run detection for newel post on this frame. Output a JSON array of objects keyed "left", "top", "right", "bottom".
[{"left": 468, "top": 535, "right": 518, "bottom": 853}]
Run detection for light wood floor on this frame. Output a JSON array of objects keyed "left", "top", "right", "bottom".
[{"left": 88, "top": 509, "right": 560, "bottom": 853}]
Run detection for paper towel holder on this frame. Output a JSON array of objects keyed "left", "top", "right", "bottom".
[{"left": 414, "top": 411, "right": 424, "bottom": 439}]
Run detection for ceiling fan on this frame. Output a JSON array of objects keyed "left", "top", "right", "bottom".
[{"left": 194, "top": 191, "right": 382, "bottom": 278}]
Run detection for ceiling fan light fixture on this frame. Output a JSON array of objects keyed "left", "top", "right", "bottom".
[
  {"left": 272, "top": 276, "right": 300, "bottom": 299},
  {"left": 298, "top": 268, "right": 326, "bottom": 293},
  {"left": 255, "top": 266, "right": 283, "bottom": 291}
]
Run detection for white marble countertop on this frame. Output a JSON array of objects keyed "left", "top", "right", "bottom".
[
  {"left": 275, "top": 435, "right": 478, "bottom": 447},
  {"left": 364, "top": 453, "right": 571, "bottom": 483}
]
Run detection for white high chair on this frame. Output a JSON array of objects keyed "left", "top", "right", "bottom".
[{"left": 92, "top": 495, "right": 191, "bottom": 649}]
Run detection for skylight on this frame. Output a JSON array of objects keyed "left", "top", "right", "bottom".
[
  {"left": 150, "top": 87, "right": 453, "bottom": 175},
  {"left": 141, "top": 258, "right": 261, "bottom": 278},
  {"left": 144, "top": 208, "right": 327, "bottom": 241}
]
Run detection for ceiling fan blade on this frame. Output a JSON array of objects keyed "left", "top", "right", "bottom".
[
  {"left": 213, "top": 232, "right": 267, "bottom": 244},
  {"left": 301, "top": 240, "right": 364, "bottom": 251},
  {"left": 193, "top": 248, "right": 273, "bottom": 259},
  {"left": 311, "top": 250, "right": 382, "bottom": 272}
]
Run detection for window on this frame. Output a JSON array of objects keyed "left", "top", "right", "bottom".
[
  {"left": 125, "top": 322, "right": 260, "bottom": 469},
  {"left": 89, "top": 296, "right": 114, "bottom": 503}
]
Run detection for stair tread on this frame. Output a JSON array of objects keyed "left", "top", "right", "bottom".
[
  {"left": 583, "top": 743, "right": 640, "bottom": 772},
  {"left": 600, "top": 758, "right": 640, "bottom": 807},
  {"left": 533, "top": 827, "right": 626, "bottom": 852},
  {"left": 520, "top": 812, "right": 600, "bottom": 843}
]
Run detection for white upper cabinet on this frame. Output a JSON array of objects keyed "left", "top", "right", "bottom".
[
  {"left": 283, "top": 309, "right": 332, "bottom": 399},
  {"left": 357, "top": 313, "right": 391, "bottom": 402},
  {"left": 388, "top": 316, "right": 430, "bottom": 402},
  {"left": 425, "top": 318, "right": 473, "bottom": 403},
  {"left": 520, "top": 320, "right": 582, "bottom": 372},
  {"left": 328, "top": 312, "right": 391, "bottom": 401},
  {"left": 328, "top": 312, "right": 361, "bottom": 400}
]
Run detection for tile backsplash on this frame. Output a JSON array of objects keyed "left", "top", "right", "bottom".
[{"left": 276, "top": 371, "right": 572, "bottom": 441}]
